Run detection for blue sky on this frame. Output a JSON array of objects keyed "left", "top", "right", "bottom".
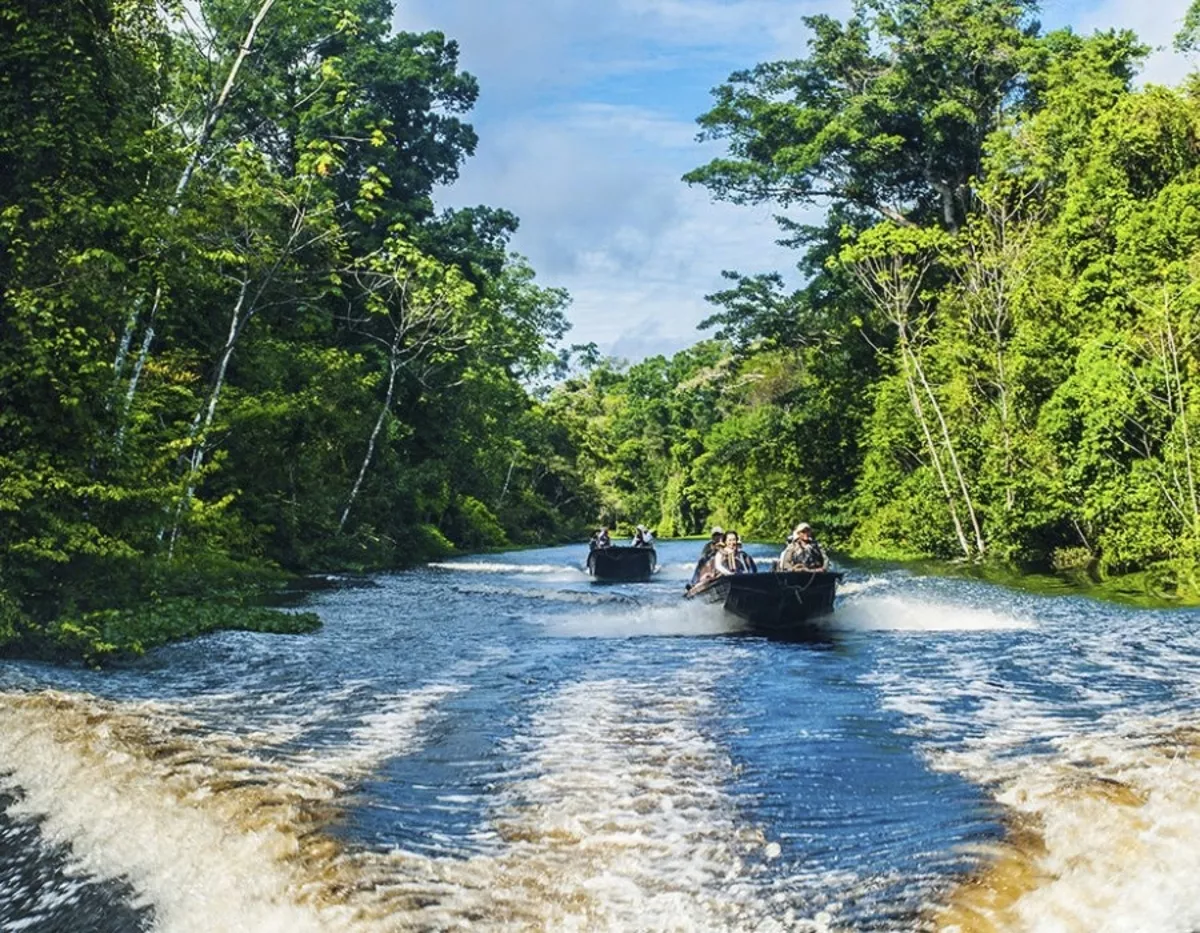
[{"left": 398, "top": 0, "right": 1196, "bottom": 362}]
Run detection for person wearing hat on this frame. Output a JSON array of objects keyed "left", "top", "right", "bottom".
[
  {"left": 779, "top": 522, "right": 827, "bottom": 571},
  {"left": 689, "top": 526, "right": 727, "bottom": 587},
  {"left": 631, "top": 524, "right": 655, "bottom": 548}
]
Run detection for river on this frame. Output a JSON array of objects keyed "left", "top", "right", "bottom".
[{"left": 2, "top": 540, "right": 1199, "bottom": 932}]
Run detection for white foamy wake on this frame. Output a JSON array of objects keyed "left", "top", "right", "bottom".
[
  {"left": 835, "top": 576, "right": 892, "bottom": 597},
  {"left": 477, "top": 651, "right": 804, "bottom": 931},
  {"left": 655, "top": 561, "right": 705, "bottom": 582},
  {"left": 835, "top": 594, "right": 1035, "bottom": 632},
  {"left": 543, "top": 599, "right": 744, "bottom": 639},
  {"left": 301, "top": 683, "right": 465, "bottom": 779},
  {"left": 0, "top": 646, "right": 842, "bottom": 932},
  {"left": 0, "top": 649, "right": 516, "bottom": 933},
  {"left": 935, "top": 723, "right": 1200, "bottom": 933},
  {"left": 429, "top": 561, "right": 588, "bottom": 580},
  {"left": 0, "top": 693, "right": 353, "bottom": 933}
]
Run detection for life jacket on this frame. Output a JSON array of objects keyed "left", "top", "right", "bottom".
[{"left": 791, "top": 540, "right": 824, "bottom": 569}]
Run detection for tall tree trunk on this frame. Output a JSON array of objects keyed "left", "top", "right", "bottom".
[
  {"left": 339, "top": 340, "right": 401, "bottom": 534},
  {"left": 909, "top": 347, "right": 985, "bottom": 556},
  {"left": 172, "top": 0, "right": 279, "bottom": 202},
  {"left": 1164, "top": 308, "right": 1199, "bottom": 532},
  {"left": 899, "top": 336, "right": 972, "bottom": 558},
  {"left": 995, "top": 342, "right": 1016, "bottom": 513},
  {"left": 496, "top": 454, "right": 518, "bottom": 510},
  {"left": 114, "top": 0, "right": 279, "bottom": 417},
  {"left": 115, "top": 308, "right": 159, "bottom": 448},
  {"left": 167, "top": 279, "right": 251, "bottom": 557}
]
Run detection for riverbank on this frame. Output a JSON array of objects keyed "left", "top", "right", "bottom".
[
  {"left": 2, "top": 599, "right": 322, "bottom": 667},
  {"left": 0, "top": 523, "right": 591, "bottom": 667},
  {"left": 841, "top": 554, "right": 1200, "bottom": 610}
]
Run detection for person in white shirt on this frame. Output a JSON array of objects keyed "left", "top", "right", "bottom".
[{"left": 714, "top": 530, "right": 756, "bottom": 575}]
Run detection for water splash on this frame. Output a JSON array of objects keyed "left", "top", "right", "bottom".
[
  {"left": 934, "top": 723, "right": 1200, "bottom": 933},
  {"left": 0, "top": 692, "right": 351, "bottom": 933},
  {"left": 430, "top": 561, "right": 587, "bottom": 579},
  {"left": 0, "top": 652, "right": 838, "bottom": 932},
  {"left": 836, "top": 594, "right": 1035, "bottom": 632},
  {"left": 542, "top": 599, "right": 744, "bottom": 639}
]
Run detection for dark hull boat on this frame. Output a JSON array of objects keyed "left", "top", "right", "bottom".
[
  {"left": 586, "top": 545, "right": 657, "bottom": 582},
  {"left": 686, "top": 570, "right": 843, "bottom": 639}
]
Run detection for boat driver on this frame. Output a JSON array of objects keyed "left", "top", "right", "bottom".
[
  {"left": 714, "top": 531, "right": 757, "bottom": 576},
  {"left": 590, "top": 526, "right": 611, "bottom": 549},
  {"left": 632, "top": 524, "right": 655, "bottom": 547},
  {"left": 779, "top": 522, "right": 827, "bottom": 571}
]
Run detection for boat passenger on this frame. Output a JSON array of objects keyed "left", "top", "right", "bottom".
[
  {"left": 779, "top": 522, "right": 827, "bottom": 571},
  {"left": 699, "top": 526, "right": 724, "bottom": 562},
  {"left": 688, "top": 527, "right": 725, "bottom": 587},
  {"left": 631, "top": 524, "right": 655, "bottom": 548},
  {"left": 590, "top": 526, "right": 612, "bottom": 549},
  {"left": 714, "top": 531, "right": 757, "bottom": 576}
]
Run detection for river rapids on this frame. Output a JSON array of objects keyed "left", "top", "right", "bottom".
[{"left": 3, "top": 540, "right": 1200, "bottom": 932}]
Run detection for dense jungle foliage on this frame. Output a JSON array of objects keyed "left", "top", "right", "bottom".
[
  {"left": 0, "top": 0, "right": 599, "bottom": 657},
  {"left": 550, "top": 0, "right": 1200, "bottom": 597}
]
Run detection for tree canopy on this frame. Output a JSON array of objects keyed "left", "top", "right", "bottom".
[
  {"left": 0, "top": 0, "right": 599, "bottom": 658},
  {"left": 556, "top": 0, "right": 1200, "bottom": 598}
]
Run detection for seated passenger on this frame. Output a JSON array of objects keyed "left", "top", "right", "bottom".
[
  {"left": 590, "top": 526, "right": 611, "bottom": 549},
  {"left": 631, "top": 524, "right": 655, "bottom": 547},
  {"left": 779, "top": 522, "right": 827, "bottom": 571},
  {"left": 699, "top": 526, "right": 724, "bottom": 562},
  {"left": 714, "top": 531, "right": 757, "bottom": 576},
  {"left": 689, "top": 527, "right": 725, "bottom": 587}
]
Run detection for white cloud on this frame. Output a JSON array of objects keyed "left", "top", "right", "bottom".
[
  {"left": 561, "top": 188, "right": 800, "bottom": 353},
  {"left": 438, "top": 99, "right": 804, "bottom": 352}
]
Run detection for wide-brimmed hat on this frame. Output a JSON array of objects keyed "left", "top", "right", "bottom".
[
  {"left": 711, "top": 525, "right": 724, "bottom": 535},
  {"left": 795, "top": 522, "right": 812, "bottom": 533}
]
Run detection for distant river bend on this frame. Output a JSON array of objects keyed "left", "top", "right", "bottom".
[{"left": 3, "top": 540, "right": 1200, "bottom": 932}]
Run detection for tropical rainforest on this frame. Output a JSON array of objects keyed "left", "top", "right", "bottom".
[
  {"left": 7, "top": 0, "right": 1200, "bottom": 661},
  {"left": 0, "top": 0, "right": 597, "bottom": 658},
  {"left": 553, "top": 0, "right": 1200, "bottom": 598}
]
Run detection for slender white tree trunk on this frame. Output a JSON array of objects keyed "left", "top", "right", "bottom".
[
  {"left": 909, "top": 348, "right": 986, "bottom": 556},
  {"left": 173, "top": 0, "right": 279, "bottom": 202},
  {"left": 167, "top": 279, "right": 251, "bottom": 557},
  {"left": 497, "top": 454, "right": 518, "bottom": 509},
  {"left": 899, "top": 339, "right": 972, "bottom": 558},
  {"left": 339, "top": 341, "right": 401, "bottom": 533},
  {"left": 1165, "top": 312, "right": 1199, "bottom": 531},
  {"left": 114, "top": 0, "right": 279, "bottom": 417}
]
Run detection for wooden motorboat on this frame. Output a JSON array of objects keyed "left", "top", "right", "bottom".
[
  {"left": 685, "top": 570, "right": 843, "bottom": 638},
  {"left": 586, "top": 545, "right": 657, "bottom": 582}
]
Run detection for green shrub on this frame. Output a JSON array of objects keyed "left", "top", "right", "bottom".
[
  {"left": 450, "top": 496, "right": 509, "bottom": 550},
  {"left": 33, "top": 599, "right": 321, "bottom": 667},
  {"left": 0, "top": 587, "right": 31, "bottom": 650},
  {"left": 412, "top": 523, "right": 456, "bottom": 559}
]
